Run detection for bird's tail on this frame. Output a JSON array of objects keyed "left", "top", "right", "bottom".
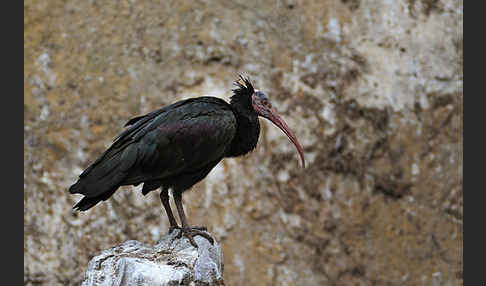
[
  {"left": 71, "top": 186, "right": 118, "bottom": 211},
  {"left": 69, "top": 143, "right": 138, "bottom": 211}
]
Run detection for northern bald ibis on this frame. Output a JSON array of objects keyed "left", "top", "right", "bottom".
[{"left": 69, "top": 76, "right": 305, "bottom": 247}]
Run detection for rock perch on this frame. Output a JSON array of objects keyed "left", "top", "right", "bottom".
[{"left": 81, "top": 230, "right": 224, "bottom": 286}]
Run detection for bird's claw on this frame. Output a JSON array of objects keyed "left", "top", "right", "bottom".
[
  {"left": 189, "top": 225, "right": 207, "bottom": 231},
  {"left": 174, "top": 227, "right": 214, "bottom": 248}
]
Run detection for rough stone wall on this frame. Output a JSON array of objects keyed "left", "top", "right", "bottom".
[{"left": 24, "top": 0, "right": 462, "bottom": 285}]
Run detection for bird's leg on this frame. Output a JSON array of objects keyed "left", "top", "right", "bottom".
[
  {"left": 160, "top": 188, "right": 180, "bottom": 233},
  {"left": 173, "top": 191, "right": 214, "bottom": 247}
]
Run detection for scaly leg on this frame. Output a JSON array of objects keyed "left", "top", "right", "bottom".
[
  {"left": 173, "top": 191, "right": 214, "bottom": 247},
  {"left": 160, "top": 188, "right": 180, "bottom": 233}
]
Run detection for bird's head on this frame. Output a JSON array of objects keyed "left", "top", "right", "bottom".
[{"left": 232, "top": 76, "right": 306, "bottom": 168}]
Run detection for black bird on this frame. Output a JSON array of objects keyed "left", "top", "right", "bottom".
[{"left": 69, "top": 76, "right": 305, "bottom": 247}]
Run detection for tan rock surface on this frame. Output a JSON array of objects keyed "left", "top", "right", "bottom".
[{"left": 24, "top": 0, "right": 462, "bottom": 285}]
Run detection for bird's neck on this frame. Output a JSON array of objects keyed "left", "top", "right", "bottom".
[{"left": 226, "top": 104, "right": 260, "bottom": 157}]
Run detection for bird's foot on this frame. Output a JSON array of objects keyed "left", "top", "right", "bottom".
[
  {"left": 175, "top": 226, "right": 214, "bottom": 248},
  {"left": 189, "top": 225, "right": 207, "bottom": 231}
]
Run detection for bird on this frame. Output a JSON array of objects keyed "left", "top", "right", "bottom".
[{"left": 69, "top": 76, "right": 305, "bottom": 247}]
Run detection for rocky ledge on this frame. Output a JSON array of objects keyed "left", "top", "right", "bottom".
[{"left": 81, "top": 230, "right": 224, "bottom": 286}]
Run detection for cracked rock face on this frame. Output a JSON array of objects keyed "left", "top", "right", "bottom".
[
  {"left": 82, "top": 231, "right": 224, "bottom": 286},
  {"left": 25, "top": 0, "right": 462, "bottom": 285}
]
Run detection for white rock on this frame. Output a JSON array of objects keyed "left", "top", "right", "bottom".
[{"left": 81, "top": 230, "right": 224, "bottom": 286}]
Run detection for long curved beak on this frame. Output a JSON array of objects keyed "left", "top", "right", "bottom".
[{"left": 263, "top": 108, "right": 306, "bottom": 168}]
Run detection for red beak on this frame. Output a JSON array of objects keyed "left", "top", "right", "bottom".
[{"left": 264, "top": 108, "right": 306, "bottom": 168}]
